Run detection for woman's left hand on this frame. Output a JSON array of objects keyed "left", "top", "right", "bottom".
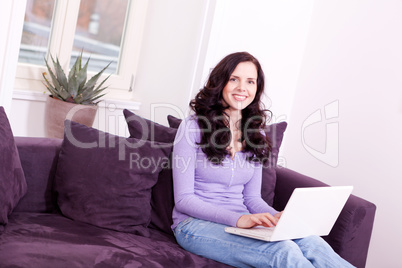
[{"left": 236, "top": 212, "right": 282, "bottom": 228}]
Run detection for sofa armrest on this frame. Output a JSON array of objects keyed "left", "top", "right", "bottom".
[
  {"left": 273, "top": 167, "right": 376, "bottom": 268},
  {"left": 14, "top": 137, "right": 63, "bottom": 213}
]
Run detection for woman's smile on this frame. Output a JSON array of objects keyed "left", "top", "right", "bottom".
[{"left": 232, "top": 94, "right": 247, "bottom": 101}]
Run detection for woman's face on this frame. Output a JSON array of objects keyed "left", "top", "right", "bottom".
[{"left": 222, "top": 61, "right": 258, "bottom": 114}]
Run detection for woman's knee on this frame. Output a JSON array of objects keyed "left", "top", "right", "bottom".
[
  {"left": 295, "top": 235, "right": 332, "bottom": 251},
  {"left": 263, "top": 240, "right": 313, "bottom": 268}
]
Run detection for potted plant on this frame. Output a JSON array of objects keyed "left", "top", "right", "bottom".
[{"left": 42, "top": 54, "right": 110, "bottom": 139}]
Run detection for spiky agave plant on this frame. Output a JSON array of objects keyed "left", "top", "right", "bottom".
[{"left": 42, "top": 54, "right": 111, "bottom": 105}]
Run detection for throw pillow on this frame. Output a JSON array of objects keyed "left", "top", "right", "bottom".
[
  {"left": 167, "top": 115, "right": 287, "bottom": 206},
  {"left": 123, "top": 109, "right": 177, "bottom": 143},
  {"left": 261, "top": 121, "right": 287, "bottom": 206},
  {"left": 167, "top": 115, "right": 182, "bottom": 129},
  {"left": 54, "top": 120, "right": 170, "bottom": 235},
  {"left": 0, "top": 107, "right": 27, "bottom": 231},
  {"left": 123, "top": 109, "right": 177, "bottom": 236}
]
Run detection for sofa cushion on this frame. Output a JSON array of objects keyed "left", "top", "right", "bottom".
[
  {"left": 167, "top": 114, "right": 182, "bottom": 128},
  {"left": 167, "top": 115, "right": 287, "bottom": 206},
  {"left": 54, "top": 120, "right": 170, "bottom": 235},
  {"left": 13, "top": 137, "right": 62, "bottom": 213},
  {"left": 123, "top": 109, "right": 176, "bottom": 236},
  {"left": 0, "top": 107, "right": 27, "bottom": 231},
  {"left": 0, "top": 212, "right": 230, "bottom": 267},
  {"left": 261, "top": 121, "right": 287, "bottom": 205},
  {"left": 123, "top": 109, "right": 177, "bottom": 143}
]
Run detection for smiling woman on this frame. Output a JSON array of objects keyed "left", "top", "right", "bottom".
[
  {"left": 221, "top": 61, "right": 259, "bottom": 158},
  {"left": 172, "top": 51, "right": 355, "bottom": 268},
  {"left": 190, "top": 52, "right": 269, "bottom": 164}
]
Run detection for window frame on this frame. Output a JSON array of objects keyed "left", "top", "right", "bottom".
[{"left": 14, "top": 0, "right": 148, "bottom": 100}]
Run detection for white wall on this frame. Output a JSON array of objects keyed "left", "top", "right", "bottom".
[
  {"left": 203, "top": 1, "right": 400, "bottom": 266},
  {"left": 0, "top": 0, "right": 26, "bottom": 114},
  {"left": 132, "top": 0, "right": 215, "bottom": 124},
  {"left": 281, "top": 1, "right": 402, "bottom": 267},
  {"left": 201, "top": 0, "right": 314, "bottom": 123}
]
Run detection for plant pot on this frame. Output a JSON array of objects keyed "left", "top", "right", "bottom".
[{"left": 45, "top": 96, "right": 98, "bottom": 139}]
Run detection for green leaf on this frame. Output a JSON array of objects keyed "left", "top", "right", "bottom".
[
  {"left": 85, "top": 62, "right": 111, "bottom": 90},
  {"left": 76, "top": 61, "right": 88, "bottom": 91},
  {"left": 42, "top": 73, "right": 60, "bottom": 99},
  {"left": 42, "top": 83, "right": 59, "bottom": 100},
  {"left": 94, "top": 73, "right": 111, "bottom": 92},
  {"left": 51, "top": 55, "right": 68, "bottom": 91},
  {"left": 67, "top": 70, "right": 79, "bottom": 98},
  {"left": 88, "top": 93, "right": 106, "bottom": 104},
  {"left": 44, "top": 58, "right": 61, "bottom": 90},
  {"left": 58, "top": 86, "right": 72, "bottom": 101},
  {"left": 68, "top": 56, "right": 79, "bottom": 82}
]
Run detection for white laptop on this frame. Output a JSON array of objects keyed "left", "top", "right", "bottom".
[{"left": 225, "top": 186, "right": 353, "bottom": 242}]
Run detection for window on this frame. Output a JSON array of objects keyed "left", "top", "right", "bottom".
[
  {"left": 18, "top": 0, "right": 55, "bottom": 66},
  {"left": 70, "top": 0, "right": 129, "bottom": 74},
  {"left": 15, "top": 0, "right": 148, "bottom": 99}
]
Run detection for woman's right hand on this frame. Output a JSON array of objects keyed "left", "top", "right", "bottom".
[{"left": 236, "top": 212, "right": 281, "bottom": 228}]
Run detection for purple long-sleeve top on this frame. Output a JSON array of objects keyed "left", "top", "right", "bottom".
[{"left": 171, "top": 116, "right": 278, "bottom": 230}]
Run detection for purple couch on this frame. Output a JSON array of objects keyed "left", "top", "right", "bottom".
[
  {"left": 0, "top": 108, "right": 375, "bottom": 268},
  {"left": 0, "top": 137, "right": 231, "bottom": 268},
  {"left": 0, "top": 136, "right": 376, "bottom": 267}
]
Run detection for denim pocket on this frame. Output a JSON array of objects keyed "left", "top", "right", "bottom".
[{"left": 174, "top": 217, "right": 194, "bottom": 235}]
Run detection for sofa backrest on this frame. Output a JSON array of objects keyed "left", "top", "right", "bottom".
[
  {"left": 14, "top": 137, "right": 62, "bottom": 213},
  {"left": 13, "top": 136, "right": 176, "bottom": 235}
]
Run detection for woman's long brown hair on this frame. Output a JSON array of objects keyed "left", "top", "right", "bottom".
[{"left": 190, "top": 52, "right": 272, "bottom": 164}]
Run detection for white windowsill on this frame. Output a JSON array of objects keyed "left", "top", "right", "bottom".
[{"left": 12, "top": 89, "right": 141, "bottom": 111}]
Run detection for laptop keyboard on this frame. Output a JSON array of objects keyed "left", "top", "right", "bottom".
[{"left": 243, "top": 227, "right": 275, "bottom": 237}]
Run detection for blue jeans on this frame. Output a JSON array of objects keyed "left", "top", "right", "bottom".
[{"left": 174, "top": 217, "right": 355, "bottom": 268}]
